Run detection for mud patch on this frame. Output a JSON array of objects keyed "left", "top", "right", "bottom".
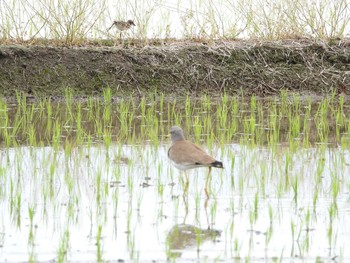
[{"left": 0, "top": 39, "right": 349, "bottom": 97}]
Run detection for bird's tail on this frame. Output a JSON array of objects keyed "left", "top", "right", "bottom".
[{"left": 211, "top": 161, "right": 223, "bottom": 169}]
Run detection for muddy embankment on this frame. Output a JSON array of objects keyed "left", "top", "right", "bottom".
[{"left": 0, "top": 39, "right": 349, "bottom": 98}]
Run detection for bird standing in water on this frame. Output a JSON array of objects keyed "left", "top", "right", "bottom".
[
  {"left": 168, "top": 126, "right": 223, "bottom": 194},
  {"left": 108, "top": 19, "right": 135, "bottom": 38}
]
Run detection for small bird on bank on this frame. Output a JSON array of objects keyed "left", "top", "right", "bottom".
[
  {"left": 108, "top": 20, "right": 135, "bottom": 35},
  {"left": 168, "top": 126, "right": 223, "bottom": 191}
]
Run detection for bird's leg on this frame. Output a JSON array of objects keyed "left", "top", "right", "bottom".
[
  {"left": 205, "top": 167, "right": 212, "bottom": 198},
  {"left": 182, "top": 190, "right": 189, "bottom": 223},
  {"left": 204, "top": 167, "right": 211, "bottom": 228},
  {"left": 204, "top": 194, "right": 210, "bottom": 226},
  {"left": 182, "top": 171, "right": 189, "bottom": 222},
  {"left": 179, "top": 171, "right": 189, "bottom": 193},
  {"left": 184, "top": 171, "right": 189, "bottom": 192}
]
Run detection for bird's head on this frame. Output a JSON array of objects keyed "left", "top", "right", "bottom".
[{"left": 127, "top": 20, "right": 136, "bottom": 26}]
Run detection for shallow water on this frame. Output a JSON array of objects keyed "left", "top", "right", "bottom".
[{"left": 1, "top": 96, "right": 350, "bottom": 262}]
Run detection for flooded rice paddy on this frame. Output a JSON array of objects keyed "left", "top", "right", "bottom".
[{"left": 1, "top": 91, "right": 350, "bottom": 262}]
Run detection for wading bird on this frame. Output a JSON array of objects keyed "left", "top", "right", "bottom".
[
  {"left": 108, "top": 19, "right": 135, "bottom": 38},
  {"left": 168, "top": 126, "right": 223, "bottom": 194}
]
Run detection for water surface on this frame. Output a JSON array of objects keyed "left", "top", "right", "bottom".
[{"left": 1, "top": 95, "right": 350, "bottom": 262}]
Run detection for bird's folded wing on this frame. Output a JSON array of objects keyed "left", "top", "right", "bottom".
[{"left": 169, "top": 141, "right": 215, "bottom": 165}]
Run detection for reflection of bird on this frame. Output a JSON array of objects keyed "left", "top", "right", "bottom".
[
  {"left": 108, "top": 20, "right": 135, "bottom": 38},
  {"left": 166, "top": 224, "right": 221, "bottom": 258},
  {"left": 168, "top": 126, "right": 223, "bottom": 193}
]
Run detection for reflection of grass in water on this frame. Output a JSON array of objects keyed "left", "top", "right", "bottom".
[{"left": 166, "top": 224, "right": 221, "bottom": 259}]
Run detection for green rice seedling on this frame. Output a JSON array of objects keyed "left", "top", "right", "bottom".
[
  {"left": 64, "top": 162, "right": 75, "bottom": 197},
  {"left": 315, "top": 99, "right": 330, "bottom": 142},
  {"left": 315, "top": 157, "right": 325, "bottom": 185},
  {"left": 194, "top": 226, "right": 203, "bottom": 255},
  {"left": 112, "top": 186, "right": 120, "bottom": 221},
  {"left": 210, "top": 199, "right": 218, "bottom": 225},
  {"left": 265, "top": 221, "right": 273, "bottom": 247},
  {"left": 157, "top": 175, "right": 164, "bottom": 199},
  {"left": 327, "top": 201, "right": 338, "bottom": 248},
  {"left": 193, "top": 118, "right": 202, "bottom": 143},
  {"left": 0, "top": 104, "right": 9, "bottom": 145},
  {"left": 27, "top": 204, "right": 36, "bottom": 244},
  {"left": 28, "top": 205, "right": 37, "bottom": 261},
  {"left": 147, "top": 112, "right": 160, "bottom": 145},
  {"left": 76, "top": 103, "right": 86, "bottom": 145},
  {"left": 290, "top": 220, "right": 295, "bottom": 244},
  {"left": 52, "top": 120, "right": 61, "bottom": 150},
  {"left": 14, "top": 91, "right": 25, "bottom": 112},
  {"left": 288, "top": 113, "right": 301, "bottom": 152},
  {"left": 284, "top": 151, "right": 292, "bottom": 185},
  {"left": 242, "top": 115, "right": 253, "bottom": 145},
  {"left": 253, "top": 191, "right": 259, "bottom": 222},
  {"left": 57, "top": 229, "right": 70, "bottom": 263},
  {"left": 87, "top": 97, "right": 95, "bottom": 122},
  {"left": 202, "top": 91, "right": 214, "bottom": 109},
  {"left": 118, "top": 99, "right": 133, "bottom": 141},
  {"left": 217, "top": 93, "right": 229, "bottom": 129},
  {"left": 170, "top": 99, "right": 182, "bottom": 126},
  {"left": 259, "top": 162, "right": 267, "bottom": 197},
  {"left": 9, "top": 191, "right": 22, "bottom": 228},
  {"left": 28, "top": 250, "right": 36, "bottom": 263},
  {"left": 250, "top": 95, "right": 256, "bottom": 113},
  {"left": 280, "top": 90, "right": 288, "bottom": 116},
  {"left": 268, "top": 103, "right": 280, "bottom": 148},
  {"left": 291, "top": 175, "right": 298, "bottom": 205},
  {"left": 45, "top": 100, "right": 53, "bottom": 139},
  {"left": 127, "top": 167, "right": 134, "bottom": 196},
  {"left": 185, "top": 95, "right": 192, "bottom": 126},
  {"left": 103, "top": 87, "right": 112, "bottom": 104},
  {"left": 103, "top": 126, "right": 113, "bottom": 150},
  {"left": 302, "top": 98, "right": 312, "bottom": 148},
  {"left": 95, "top": 116, "right": 104, "bottom": 142},
  {"left": 229, "top": 97, "right": 239, "bottom": 138},
  {"left": 249, "top": 113, "right": 256, "bottom": 146},
  {"left": 254, "top": 101, "right": 265, "bottom": 145},
  {"left": 335, "top": 96, "right": 346, "bottom": 142},
  {"left": 127, "top": 230, "right": 138, "bottom": 261},
  {"left": 305, "top": 208, "right": 311, "bottom": 231},
  {"left": 96, "top": 225, "right": 103, "bottom": 262},
  {"left": 23, "top": 104, "right": 35, "bottom": 136},
  {"left": 238, "top": 171, "right": 244, "bottom": 195},
  {"left": 140, "top": 96, "right": 147, "bottom": 118},
  {"left": 331, "top": 173, "right": 340, "bottom": 201},
  {"left": 96, "top": 169, "right": 102, "bottom": 205},
  {"left": 64, "top": 138, "right": 73, "bottom": 161},
  {"left": 233, "top": 238, "right": 240, "bottom": 257},
  {"left": 28, "top": 124, "right": 37, "bottom": 147},
  {"left": 65, "top": 88, "right": 74, "bottom": 119}
]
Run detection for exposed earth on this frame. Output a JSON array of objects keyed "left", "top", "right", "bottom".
[{"left": 0, "top": 39, "right": 349, "bottom": 98}]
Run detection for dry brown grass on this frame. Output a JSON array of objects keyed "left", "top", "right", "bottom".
[{"left": 0, "top": 39, "right": 348, "bottom": 97}]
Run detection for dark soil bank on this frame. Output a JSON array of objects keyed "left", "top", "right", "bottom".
[{"left": 0, "top": 39, "right": 349, "bottom": 97}]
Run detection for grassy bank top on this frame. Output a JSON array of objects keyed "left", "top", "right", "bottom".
[
  {"left": 0, "top": 39, "right": 349, "bottom": 98},
  {"left": 0, "top": 0, "right": 349, "bottom": 45}
]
